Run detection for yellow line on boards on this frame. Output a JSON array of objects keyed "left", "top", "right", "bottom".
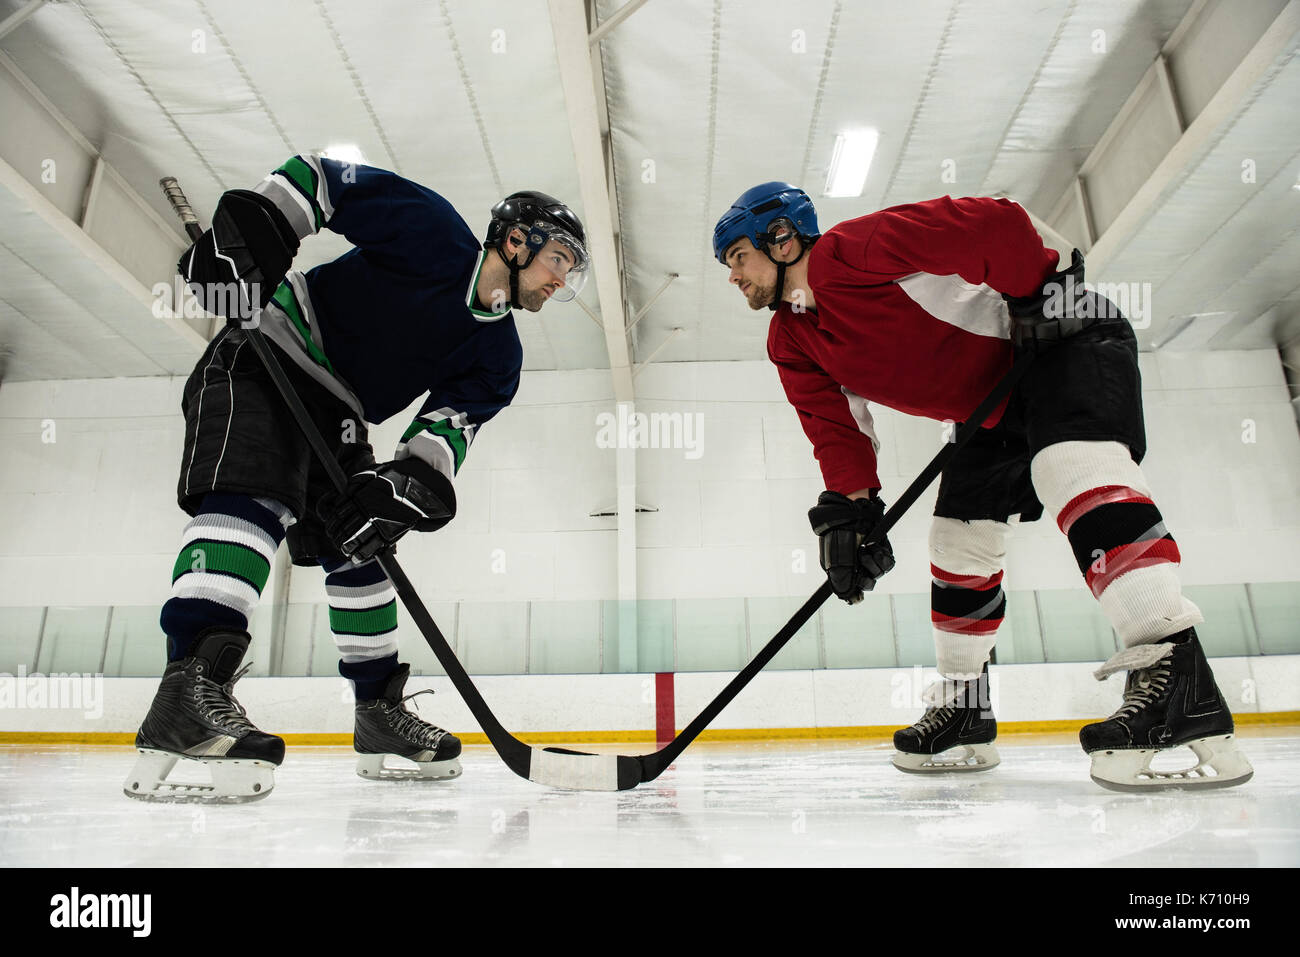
[{"left": 2, "top": 711, "right": 1297, "bottom": 747}]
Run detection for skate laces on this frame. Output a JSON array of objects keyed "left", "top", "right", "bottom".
[
  {"left": 389, "top": 689, "right": 449, "bottom": 748},
  {"left": 1111, "top": 662, "right": 1172, "bottom": 721},
  {"left": 194, "top": 663, "right": 256, "bottom": 733},
  {"left": 914, "top": 706, "right": 956, "bottom": 735}
]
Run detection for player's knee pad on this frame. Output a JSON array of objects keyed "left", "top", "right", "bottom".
[
  {"left": 929, "top": 517, "right": 1008, "bottom": 583},
  {"left": 1029, "top": 440, "right": 1148, "bottom": 514}
]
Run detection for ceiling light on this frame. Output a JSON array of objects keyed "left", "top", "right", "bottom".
[
  {"left": 824, "top": 130, "right": 878, "bottom": 198},
  {"left": 321, "top": 143, "right": 367, "bottom": 165}
]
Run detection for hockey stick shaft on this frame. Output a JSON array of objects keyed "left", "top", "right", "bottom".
[
  {"left": 231, "top": 329, "right": 523, "bottom": 744},
  {"left": 161, "top": 179, "right": 631, "bottom": 789},
  {"left": 637, "top": 352, "right": 1034, "bottom": 780},
  {"left": 242, "top": 332, "right": 539, "bottom": 769}
]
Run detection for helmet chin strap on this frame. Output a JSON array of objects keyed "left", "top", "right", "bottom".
[
  {"left": 495, "top": 244, "right": 530, "bottom": 309},
  {"left": 759, "top": 230, "right": 816, "bottom": 308},
  {"left": 761, "top": 236, "right": 808, "bottom": 311},
  {"left": 768, "top": 261, "right": 787, "bottom": 311}
]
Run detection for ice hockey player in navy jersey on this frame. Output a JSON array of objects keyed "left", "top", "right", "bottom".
[
  {"left": 124, "top": 154, "right": 588, "bottom": 803},
  {"left": 712, "top": 183, "right": 1252, "bottom": 793}
]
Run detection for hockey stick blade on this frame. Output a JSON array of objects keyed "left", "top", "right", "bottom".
[
  {"left": 376, "top": 552, "right": 644, "bottom": 791},
  {"left": 530, "top": 748, "right": 642, "bottom": 791}
]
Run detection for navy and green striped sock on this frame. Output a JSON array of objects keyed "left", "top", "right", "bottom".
[
  {"left": 160, "top": 493, "right": 290, "bottom": 661},
  {"left": 324, "top": 556, "right": 400, "bottom": 699}
]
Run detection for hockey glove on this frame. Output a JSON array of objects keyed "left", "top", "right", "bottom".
[
  {"left": 1004, "top": 248, "right": 1088, "bottom": 351},
  {"left": 808, "top": 491, "right": 896, "bottom": 604},
  {"left": 323, "top": 458, "right": 456, "bottom": 565},
  {"left": 179, "top": 189, "right": 299, "bottom": 325}
]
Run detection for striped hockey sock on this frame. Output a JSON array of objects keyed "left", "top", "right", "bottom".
[
  {"left": 929, "top": 517, "right": 1009, "bottom": 678},
  {"left": 323, "top": 557, "right": 400, "bottom": 699},
  {"left": 1031, "top": 441, "right": 1201, "bottom": 646},
  {"left": 160, "top": 493, "right": 291, "bottom": 661}
]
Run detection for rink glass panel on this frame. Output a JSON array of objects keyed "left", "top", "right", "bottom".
[{"left": 2, "top": 583, "right": 1297, "bottom": 676}]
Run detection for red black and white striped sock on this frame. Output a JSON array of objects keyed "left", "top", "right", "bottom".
[
  {"left": 929, "top": 517, "right": 1010, "bottom": 679},
  {"left": 1031, "top": 441, "right": 1201, "bottom": 647}
]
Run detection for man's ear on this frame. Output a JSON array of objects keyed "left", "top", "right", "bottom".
[{"left": 503, "top": 226, "right": 526, "bottom": 263}]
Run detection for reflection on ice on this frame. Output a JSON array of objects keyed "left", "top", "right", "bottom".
[{"left": 1, "top": 733, "right": 1295, "bottom": 867}]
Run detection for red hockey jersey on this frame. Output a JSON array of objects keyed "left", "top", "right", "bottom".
[{"left": 767, "top": 195, "right": 1059, "bottom": 493}]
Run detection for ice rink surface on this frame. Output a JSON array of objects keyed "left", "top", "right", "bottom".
[{"left": 2, "top": 730, "right": 1295, "bottom": 868}]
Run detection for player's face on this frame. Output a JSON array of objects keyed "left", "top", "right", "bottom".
[
  {"left": 516, "top": 239, "right": 576, "bottom": 312},
  {"left": 725, "top": 238, "right": 778, "bottom": 311}
]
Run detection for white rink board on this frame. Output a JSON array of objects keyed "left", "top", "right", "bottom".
[{"left": 2, "top": 657, "right": 1296, "bottom": 736}]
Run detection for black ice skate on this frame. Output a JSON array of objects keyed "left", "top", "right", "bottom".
[
  {"left": 354, "top": 663, "right": 462, "bottom": 781},
  {"left": 124, "top": 629, "right": 284, "bottom": 803},
  {"left": 892, "top": 663, "right": 999, "bottom": 773},
  {"left": 1081, "top": 628, "right": 1252, "bottom": 792}
]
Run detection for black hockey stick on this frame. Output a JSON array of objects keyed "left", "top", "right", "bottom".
[
  {"left": 633, "top": 352, "right": 1034, "bottom": 781},
  {"left": 162, "top": 178, "right": 639, "bottom": 790}
]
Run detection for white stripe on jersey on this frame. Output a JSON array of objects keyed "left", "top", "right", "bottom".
[
  {"left": 895, "top": 272, "right": 1011, "bottom": 340},
  {"left": 839, "top": 387, "right": 881, "bottom": 454},
  {"left": 264, "top": 172, "right": 317, "bottom": 228},
  {"left": 402, "top": 430, "right": 457, "bottom": 481}
]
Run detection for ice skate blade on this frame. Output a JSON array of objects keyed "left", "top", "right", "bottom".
[
  {"left": 123, "top": 749, "right": 276, "bottom": 804},
  {"left": 355, "top": 752, "right": 462, "bottom": 781},
  {"left": 892, "top": 743, "right": 1000, "bottom": 774},
  {"left": 1088, "top": 733, "right": 1254, "bottom": 793}
]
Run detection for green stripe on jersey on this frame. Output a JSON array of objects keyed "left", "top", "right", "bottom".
[
  {"left": 329, "top": 600, "right": 398, "bottom": 637},
  {"left": 271, "top": 282, "right": 334, "bottom": 373},
  {"left": 276, "top": 156, "right": 324, "bottom": 230},
  {"left": 172, "top": 541, "right": 272, "bottom": 591},
  {"left": 403, "top": 419, "right": 468, "bottom": 473}
]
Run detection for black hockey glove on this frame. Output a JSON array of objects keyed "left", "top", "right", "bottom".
[
  {"left": 808, "top": 491, "right": 896, "bottom": 605},
  {"left": 179, "top": 189, "right": 299, "bottom": 325},
  {"left": 323, "top": 458, "right": 456, "bottom": 564},
  {"left": 1003, "top": 248, "right": 1088, "bottom": 351}
]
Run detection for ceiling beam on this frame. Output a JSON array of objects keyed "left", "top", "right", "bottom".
[
  {"left": 548, "top": 0, "right": 633, "bottom": 401},
  {"left": 1051, "top": 0, "right": 1299, "bottom": 275},
  {"left": 0, "top": 50, "right": 207, "bottom": 362},
  {"left": 550, "top": 0, "right": 640, "bottom": 644},
  {"left": 0, "top": 0, "right": 46, "bottom": 42},
  {"left": 0, "top": 155, "right": 206, "bottom": 357},
  {"left": 587, "top": 0, "right": 651, "bottom": 46}
]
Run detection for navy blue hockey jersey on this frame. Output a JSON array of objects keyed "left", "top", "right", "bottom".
[{"left": 252, "top": 153, "right": 521, "bottom": 482}]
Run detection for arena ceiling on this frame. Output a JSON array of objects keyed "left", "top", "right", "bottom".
[{"left": 0, "top": 0, "right": 1297, "bottom": 387}]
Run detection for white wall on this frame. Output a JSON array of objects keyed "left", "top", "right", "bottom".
[
  {"left": 633, "top": 349, "right": 1300, "bottom": 599},
  {"left": 3, "top": 657, "right": 1297, "bottom": 736},
  {"left": 1, "top": 348, "right": 1298, "bottom": 613}
]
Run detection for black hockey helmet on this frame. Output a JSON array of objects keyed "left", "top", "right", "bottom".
[{"left": 485, "top": 191, "right": 589, "bottom": 304}]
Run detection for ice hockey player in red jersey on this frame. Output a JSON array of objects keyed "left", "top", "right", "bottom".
[{"left": 713, "top": 183, "right": 1252, "bottom": 792}]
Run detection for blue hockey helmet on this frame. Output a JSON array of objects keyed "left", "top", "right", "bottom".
[{"left": 713, "top": 182, "right": 820, "bottom": 265}]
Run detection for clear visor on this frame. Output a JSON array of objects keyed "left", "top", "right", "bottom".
[{"left": 527, "top": 227, "right": 589, "bottom": 302}]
